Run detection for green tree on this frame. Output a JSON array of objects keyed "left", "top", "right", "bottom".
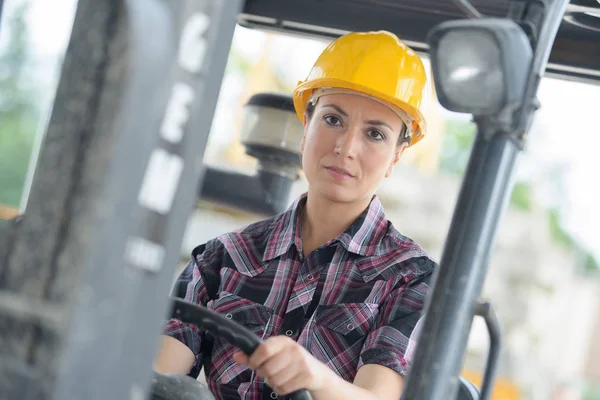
[
  {"left": 438, "top": 119, "right": 476, "bottom": 176},
  {"left": 583, "top": 253, "right": 599, "bottom": 275},
  {"left": 438, "top": 118, "right": 535, "bottom": 212},
  {"left": 438, "top": 117, "right": 599, "bottom": 273},
  {"left": 0, "top": 1, "right": 40, "bottom": 207},
  {"left": 583, "top": 384, "right": 600, "bottom": 400}
]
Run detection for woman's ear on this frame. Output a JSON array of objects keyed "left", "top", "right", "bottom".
[{"left": 385, "top": 142, "right": 409, "bottom": 178}]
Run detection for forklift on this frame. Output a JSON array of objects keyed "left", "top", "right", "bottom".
[{"left": 0, "top": 0, "right": 599, "bottom": 399}]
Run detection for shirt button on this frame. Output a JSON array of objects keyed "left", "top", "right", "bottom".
[
  {"left": 225, "top": 313, "right": 232, "bottom": 319},
  {"left": 270, "top": 392, "right": 278, "bottom": 399},
  {"left": 285, "top": 330, "right": 294, "bottom": 337},
  {"left": 307, "top": 274, "right": 313, "bottom": 280},
  {"left": 347, "top": 323, "right": 354, "bottom": 330}
]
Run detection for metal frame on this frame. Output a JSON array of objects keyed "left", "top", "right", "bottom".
[
  {"left": 0, "top": 0, "right": 580, "bottom": 399},
  {"left": 1, "top": 0, "right": 242, "bottom": 399},
  {"left": 0, "top": 0, "right": 4, "bottom": 32},
  {"left": 238, "top": 0, "right": 600, "bottom": 86},
  {"left": 401, "top": 0, "right": 572, "bottom": 398},
  {"left": 53, "top": 1, "right": 244, "bottom": 399},
  {"left": 474, "top": 302, "right": 502, "bottom": 400}
]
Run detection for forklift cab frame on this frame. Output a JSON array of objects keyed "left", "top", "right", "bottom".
[{"left": 0, "top": 0, "right": 599, "bottom": 400}]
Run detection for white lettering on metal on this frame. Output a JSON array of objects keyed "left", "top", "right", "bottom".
[
  {"left": 125, "top": 236, "right": 166, "bottom": 273},
  {"left": 130, "top": 10, "right": 212, "bottom": 273},
  {"left": 160, "top": 83, "right": 195, "bottom": 143},
  {"left": 138, "top": 149, "right": 184, "bottom": 215},
  {"left": 178, "top": 12, "right": 210, "bottom": 73}
]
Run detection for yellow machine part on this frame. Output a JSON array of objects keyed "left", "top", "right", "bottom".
[{"left": 462, "top": 369, "right": 521, "bottom": 400}]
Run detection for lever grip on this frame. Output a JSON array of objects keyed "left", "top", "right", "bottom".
[
  {"left": 287, "top": 390, "right": 313, "bottom": 400},
  {"left": 474, "top": 301, "right": 501, "bottom": 400},
  {"left": 171, "top": 298, "right": 313, "bottom": 400},
  {"left": 172, "top": 298, "right": 261, "bottom": 354}
]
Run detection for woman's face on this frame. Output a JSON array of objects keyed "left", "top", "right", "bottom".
[{"left": 301, "top": 92, "right": 408, "bottom": 205}]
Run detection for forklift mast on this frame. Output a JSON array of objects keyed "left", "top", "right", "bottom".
[{"left": 0, "top": 0, "right": 596, "bottom": 399}]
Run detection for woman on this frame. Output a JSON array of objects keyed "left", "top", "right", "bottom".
[{"left": 154, "top": 30, "right": 436, "bottom": 400}]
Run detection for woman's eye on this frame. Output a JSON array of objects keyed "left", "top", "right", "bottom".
[
  {"left": 324, "top": 115, "right": 341, "bottom": 126},
  {"left": 367, "top": 129, "right": 385, "bottom": 141}
]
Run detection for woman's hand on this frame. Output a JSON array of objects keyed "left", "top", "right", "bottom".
[{"left": 232, "top": 335, "right": 328, "bottom": 395}]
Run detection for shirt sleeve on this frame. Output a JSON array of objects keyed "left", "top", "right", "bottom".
[
  {"left": 357, "top": 257, "right": 435, "bottom": 376},
  {"left": 162, "top": 239, "right": 223, "bottom": 377}
]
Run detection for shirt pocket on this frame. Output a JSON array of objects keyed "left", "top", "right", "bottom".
[
  {"left": 309, "top": 303, "right": 379, "bottom": 381},
  {"left": 206, "top": 292, "right": 273, "bottom": 384}
]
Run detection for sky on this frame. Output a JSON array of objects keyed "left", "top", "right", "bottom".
[{"left": 2, "top": 0, "right": 600, "bottom": 259}]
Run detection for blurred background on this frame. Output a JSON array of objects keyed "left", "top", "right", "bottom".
[{"left": 0, "top": 1, "right": 599, "bottom": 399}]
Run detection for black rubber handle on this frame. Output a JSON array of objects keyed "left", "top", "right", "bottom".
[
  {"left": 172, "top": 297, "right": 261, "bottom": 354},
  {"left": 150, "top": 372, "right": 216, "bottom": 400},
  {"left": 474, "top": 301, "right": 501, "bottom": 400},
  {"left": 171, "top": 298, "right": 313, "bottom": 400}
]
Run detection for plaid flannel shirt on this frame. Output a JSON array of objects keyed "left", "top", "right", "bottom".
[{"left": 163, "top": 193, "right": 436, "bottom": 400}]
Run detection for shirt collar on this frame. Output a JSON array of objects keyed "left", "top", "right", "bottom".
[
  {"left": 263, "top": 193, "right": 389, "bottom": 261},
  {"left": 262, "top": 194, "right": 305, "bottom": 262},
  {"left": 335, "top": 195, "right": 388, "bottom": 257}
]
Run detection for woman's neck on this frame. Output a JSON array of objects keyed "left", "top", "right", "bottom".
[{"left": 300, "top": 190, "right": 372, "bottom": 256}]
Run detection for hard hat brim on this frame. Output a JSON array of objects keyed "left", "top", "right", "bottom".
[{"left": 293, "top": 78, "right": 427, "bottom": 146}]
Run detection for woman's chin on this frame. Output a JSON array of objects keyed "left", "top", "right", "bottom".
[{"left": 312, "top": 184, "right": 360, "bottom": 204}]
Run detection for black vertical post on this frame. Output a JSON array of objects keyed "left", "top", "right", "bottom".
[
  {"left": 0, "top": 0, "right": 4, "bottom": 32},
  {"left": 402, "top": 132, "right": 520, "bottom": 400},
  {"left": 401, "top": 0, "right": 572, "bottom": 399}
]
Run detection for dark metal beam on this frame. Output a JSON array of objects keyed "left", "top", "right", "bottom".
[
  {"left": 240, "top": 0, "right": 600, "bottom": 85},
  {"left": 200, "top": 166, "right": 294, "bottom": 217},
  {"left": 401, "top": 1, "right": 572, "bottom": 399},
  {"left": 0, "top": 0, "right": 4, "bottom": 33}
]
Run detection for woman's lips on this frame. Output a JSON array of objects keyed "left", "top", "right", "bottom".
[{"left": 325, "top": 166, "right": 353, "bottom": 180}]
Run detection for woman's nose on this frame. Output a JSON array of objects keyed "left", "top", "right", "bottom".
[{"left": 335, "top": 129, "right": 361, "bottom": 159}]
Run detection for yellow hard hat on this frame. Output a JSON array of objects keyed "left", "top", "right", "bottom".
[{"left": 293, "top": 31, "right": 428, "bottom": 146}]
